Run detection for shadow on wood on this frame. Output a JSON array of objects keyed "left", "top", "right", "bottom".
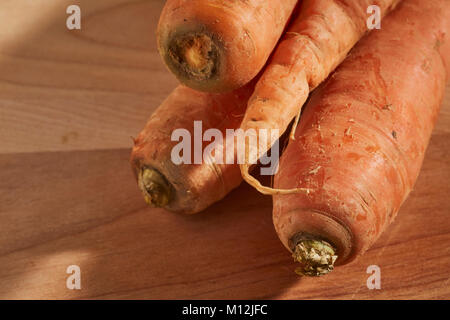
[{"left": 0, "top": 149, "right": 299, "bottom": 299}]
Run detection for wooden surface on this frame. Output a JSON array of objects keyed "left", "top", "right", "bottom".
[{"left": 0, "top": 0, "right": 449, "bottom": 300}]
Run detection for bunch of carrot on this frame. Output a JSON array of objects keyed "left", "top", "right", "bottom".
[{"left": 131, "top": 0, "right": 450, "bottom": 276}]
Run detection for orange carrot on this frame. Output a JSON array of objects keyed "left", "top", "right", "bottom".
[
  {"left": 130, "top": 82, "right": 256, "bottom": 214},
  {"left": 273, "top": 0, "right": 450, "bottom": 276},
  {"left": 240, "top": 0, "right": 401, "bottom": 193},
  {"left": 157, "top": 0, "right": 297, "bottom": 93}
]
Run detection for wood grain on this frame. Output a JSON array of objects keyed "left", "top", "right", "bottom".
[{"left": 0, "top": 0, "right": 449, "bottom": 299}]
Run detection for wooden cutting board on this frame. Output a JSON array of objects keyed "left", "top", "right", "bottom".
[{"left": 0, "top": 0, "right": 449, "bottom": 299}]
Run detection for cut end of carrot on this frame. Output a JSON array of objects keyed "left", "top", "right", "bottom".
[
  {"left": 291, "top": 233, "right": 338, "bottom": 277},
  {"left": 167, "top": 33, "right": 219, "bottom": 82},
  {"left": 138, "top": 167, "right": 173, "bottom": 208}
]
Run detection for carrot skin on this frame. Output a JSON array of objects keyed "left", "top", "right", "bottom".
[
  {"left": 157, "top": 0, "right": 297, "bottom": 93},
  {"left": 273, "top": 0, "right": 450, "bottom": 268},
  {"left": 240, "top": 0, "right": 401, "bottom": 190},
  {"left": 131, "top": 83, "right": 255, "bottom": 214}
]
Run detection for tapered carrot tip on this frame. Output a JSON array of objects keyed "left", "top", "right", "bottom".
[
  {"left": 291, "top": 234, "right": 338, "bottom": 277},
  {"left": 167, "top": 33, "right": 219, "bottom": 81},
  {"left": 138, "top": 167, "right": 172, "bottom": 208}
]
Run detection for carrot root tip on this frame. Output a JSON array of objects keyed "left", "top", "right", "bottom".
[
  {"left": 240, "top": 163, "right": 311, "bottom": 195},
  {"left": 291, "top": 233, "right": 337, "bottom": 277},
  {"left": 138, "top": 167, "right": 173, "bottom": 208}
]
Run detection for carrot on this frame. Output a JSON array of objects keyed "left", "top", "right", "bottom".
[
  {"left": 130, "top": 82, "right": 255, "bottom": 214},
  {"left": 157, "top": 0, "right": 297, "bottom": 93},
  {"left": 272, "top": 0, "right": 450, "bottom": 276},
  {"left": 240, "top": 0, "right": 401, "bottom": 193}
]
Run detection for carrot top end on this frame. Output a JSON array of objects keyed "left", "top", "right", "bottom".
[
  {"left": 291, "top": 233, "right": 338, "bottom": 277},
  {"left": 167, "top": 32, "right": 219, "bottom": 82},
  {"left": 138, "top": 167, "right": 173, "bottom": 208}
]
